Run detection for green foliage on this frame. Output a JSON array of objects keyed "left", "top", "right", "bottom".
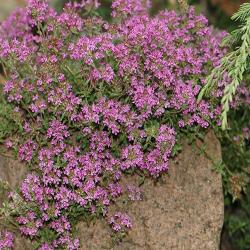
[
  {"left": 0, "top": 1, "right": 249, "bottom": 248},
  {"left": 195, "top": 3, "right": 250, "bottom": 248},
  {"left": 0, "top": 87, "right": 22, "bottom": 143},
  {"left": 232, "top": 3, "right": 250, "bottom": 22},
  {"left": 37, "top": 228, "right": 58, "bottom": 247},
  {"left": 218, "top": 104, "right": 250, "bottom": 249},
  {"left": 225, "top": 185, "right": 250, "bottom": 250},
  {"left": 198, "top": 2, "right": 250, "bottom": 130}
]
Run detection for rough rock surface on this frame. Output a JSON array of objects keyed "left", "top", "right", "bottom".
[
  {"left": 0, "top": 153, "right": 26, "bottom": 189},
  {"left": 0, "top": 151, "right": 33, "bottom": 250},
  {"left": 0, "top": 131, "right": 224, "bottom": 250},
  {"left": 0, "top": 152, "right": 27, "bottom": 204},
  {"left": 77, "top": 131, "right": 224, "bottom": 250}
]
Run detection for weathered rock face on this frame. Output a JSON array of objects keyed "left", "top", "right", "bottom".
[
  {"left": 0, "top": 151, "right": 33, "bottom": 250},
  {"left": 0, "top": 153, "right": 27, "bottom": 205},
  {"left": 77, "top": 131, "right": 224, "bottom": 250},
  {"left": 0, "top": 131, "right": 224, "bottom": 250},
  {"left": 0, "top": 153, "right": 27, "bottom": 190}
]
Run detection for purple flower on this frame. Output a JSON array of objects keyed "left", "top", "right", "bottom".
[
  {"left": 47, "top": 120, "right": 70, "bottom": 145},
  {"left": 27, "top": 0, "right": 55, "bottom": 25},
  {"left": 0, "top": 231, "right": 14, "bottom": 249},
  {"left": 39, "top": 243, "right": 53, "bottom": 250},
  {"left": 112, "top": 0, "right": 151, "bottom": 17},
  {"left": 243, "top": 127, "right": 249, "bottom": 140},
  {"left": 49, "top": 216, "right": 71, "bottom": 234},
  {"left": 109, "top": 212, "right": 132, "bottom": 232},
  {"left": 0, "top": 0, "right": 237, "bottom": 247},
  {"left": 127, "top": 185, "right": 142, "bottom": 201},
  {"left": 19, "top": 140, "right": 37, "bottom": 162},
  {"left": 17, "top": 211, "right": 43, "bottom": 238},
  {"left": 121, "top": 144, "right": 144, "bottom": 170},
  {"left": 21, "top": 174, "right": 44, "bottom": 204}
]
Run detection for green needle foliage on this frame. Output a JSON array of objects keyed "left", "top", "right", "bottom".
[{"left": 198, "top": 3, "right": 250, "bottom": 130}]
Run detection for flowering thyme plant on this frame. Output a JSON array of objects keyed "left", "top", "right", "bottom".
[
  {"left": 0, "top": 0, "right": 242, "bottom": 249},
  {"left": 0, "top": 231, "right": 14, "bottom": 249}
]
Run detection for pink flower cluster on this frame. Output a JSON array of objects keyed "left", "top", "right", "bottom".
[
  {"left": 0, "top": 231, "right": 14, "bottom": 249},
  {"left": 111, "top": 0, "right": 151, "bottom": 17},
  {"left": 27, "top": 0, "right": 55, "bottom": 26},
  {"left": 0, "top": 0, "right": 235, "bottom": 248},
  {"left": 109, "top": 212, "right": 132, "bottom": 231},
  {"left": 19, "top": 140, "right": 37, "bottom": 162},
  {"left": 127, "top": 185, "right": 142, "bottom": 201}
]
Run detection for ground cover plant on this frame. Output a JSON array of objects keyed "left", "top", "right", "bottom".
[{"left": 0, "top": 0, "right": 248, "bottom": 249}]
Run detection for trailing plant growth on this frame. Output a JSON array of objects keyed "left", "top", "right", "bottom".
[{"left": 0, "top": 0, "right": 246, "bottom": 249}]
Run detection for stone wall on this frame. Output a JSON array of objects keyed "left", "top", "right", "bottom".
[
  {"left": 0, "top": 131, "right": 224, "bottom": 249},
  {"left": 77, "top": 131, "right": 224, "bottom": 250}
]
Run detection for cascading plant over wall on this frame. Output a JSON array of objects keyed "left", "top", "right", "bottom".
[{"left": 0, "top": 0, "right": 248, "bottom": 249}]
